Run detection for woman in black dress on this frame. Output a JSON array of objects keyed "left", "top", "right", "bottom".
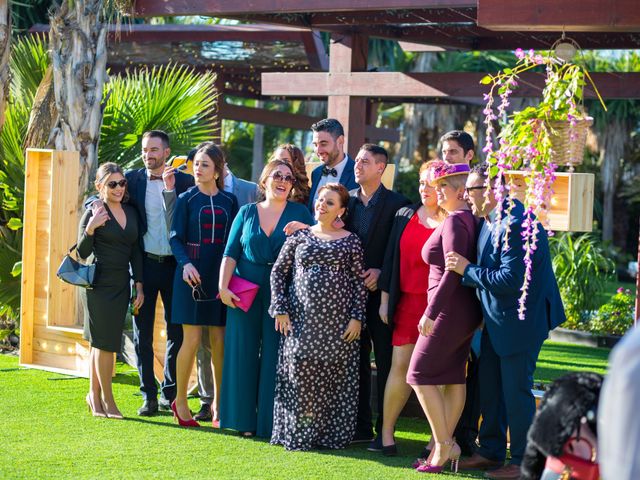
[
  {"left": 169, "top": 144, "right": 238, "bottom": 427},
  {"left": 269, "top": 183, "right": 367, "bottom": 450},
  {"left": 78, "top": 162, "right": 144, "bottom": 419}
]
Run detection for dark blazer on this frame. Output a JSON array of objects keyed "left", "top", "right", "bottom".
[
  {"left": 308, "top": 154, "right": 358, "bottom": 211},
  {"left": 461, "top": 199, "right": 566, "bottom": 357},
  {"left": 345, "top": 185, "right": 411, "bottom": 270},
  {"left": 378, "top": 204, "right": 420, "bottom": 329},
  {"left": 125, "top": 168, "right": 195, "bottom": 236}
]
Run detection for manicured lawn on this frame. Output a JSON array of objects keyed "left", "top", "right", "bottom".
[{"left": 0, "top": 340, "right": 611, "bottom": 479}]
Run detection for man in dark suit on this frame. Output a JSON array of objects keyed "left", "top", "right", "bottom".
[
  {"left": 308, "top": 118, "right": 358, "bottom": 211},
  {"left": 445, "top": 163, "right": 566, "bottom": 479},
  {"left": 345, "top": 144, "right": 410, "bottom": 448},
  {"left": 126, "top": 130, "right": 195, "bottom": 416}
]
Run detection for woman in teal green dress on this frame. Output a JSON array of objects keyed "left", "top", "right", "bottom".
[{"left": 219, "top": 160, "right": 313, "bottom": 438}]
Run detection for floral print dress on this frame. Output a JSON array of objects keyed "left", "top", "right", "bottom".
[{"left": 269, "top": 228, "right": 368, "bottom": 450}]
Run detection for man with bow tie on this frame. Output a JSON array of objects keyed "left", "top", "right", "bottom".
[
  {"left": 444, "top": 163, "right": 565, "bottom": 479},
  {"left": 125, "top": 130, "right": 195, "bottom": 416},
  {"left": 307, "top": 118, "right": 358, "bottom": 211}
]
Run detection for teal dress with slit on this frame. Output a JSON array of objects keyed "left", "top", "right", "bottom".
[{"left": 220, "top": 201, "right": 313, "bottom": 437}]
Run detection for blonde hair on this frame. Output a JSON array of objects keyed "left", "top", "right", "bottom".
[{"left": 419, "top": 160, "right": 447, "bottom": 220}]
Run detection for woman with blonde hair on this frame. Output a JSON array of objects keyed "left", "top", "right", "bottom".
[
  {"left": 375, "top": 161, "right": 446, "bottom": 456},
  {"left": 219, "top": 159, "right": 313, "bottom": 438},
  {"left": 78, "top": 162, "right": 143, "bottom": 419}
]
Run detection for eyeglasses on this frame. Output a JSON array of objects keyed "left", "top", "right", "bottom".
[
  {"left": 191, "top": 284, "right": 208, "bottom": 302},
  {"left": 107, "top": 179, "right": 127, "bottom": 189},
  {"left": 464, "top": 185, "right": 485, "bottom": 193},
  {"left": 269, "top": 172, "right": 295, "bottom": 184}
]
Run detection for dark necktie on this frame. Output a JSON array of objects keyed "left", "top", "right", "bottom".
[
  {"left": 321, "top": 167, "right": 338, "bottom": 177},
  {"left": 149, "top": 174, "right": 163, "bottom": 181}
]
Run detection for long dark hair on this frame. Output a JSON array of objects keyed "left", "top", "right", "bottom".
[{"left": 195, "top": 144, "right": 225, "bottom": 190}]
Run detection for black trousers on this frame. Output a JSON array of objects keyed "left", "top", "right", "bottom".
[
  {"left": 133, "top": 255, "right": 183, "bottom": 401},
  {"left": 356, "top": 291, "right": 393, "bottom": 437},
  {"left": 454, "top": 348, "right": 481, "bottom": 455}
]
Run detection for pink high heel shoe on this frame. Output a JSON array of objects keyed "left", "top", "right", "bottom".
[
  {"left": 415, "top": 440, "right": 460, "bottom": 474},
  {"left": 171, "top": 400, "right": 200, "bottom": 428}
]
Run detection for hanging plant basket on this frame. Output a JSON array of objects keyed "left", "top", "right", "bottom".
[{"left": 548, "top": 116, "right": 594, "bottom": 166}]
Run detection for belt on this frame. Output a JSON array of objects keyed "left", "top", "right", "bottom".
[{"left": 145, "top": 252, "right": 174, "bottom": 263}]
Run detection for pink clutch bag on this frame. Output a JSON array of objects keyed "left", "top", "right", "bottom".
[{"left": 216, "top": 275, "right": 260, "bottom": 313}]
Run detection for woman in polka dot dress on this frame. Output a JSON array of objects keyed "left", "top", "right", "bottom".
[{"left": 269, "top": 183, "right": 368, "bottom": 450}]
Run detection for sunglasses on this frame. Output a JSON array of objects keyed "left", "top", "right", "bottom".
[
  {"left": 269, "top": 172, "right": 295, "bottom": 184},
  {"left": 107, "top": 179, "right": 128, "bottom": 189},
  {"left": 191, "top": 283, "right": 208, "bottom": 302}
]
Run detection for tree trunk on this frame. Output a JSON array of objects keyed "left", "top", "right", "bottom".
[
  {"left": 48, "top": 0, "right": 108, "bottom": 202},
  {"left": 598, "top": 116, "right": 629, "bottom": 242},
  {"left": 24, "top": 67, "right": 58, "bottom": 149},
  {"left": 0, "top": 0, "right": 10, "bottom": 132}
]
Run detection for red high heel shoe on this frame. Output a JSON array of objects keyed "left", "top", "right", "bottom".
[{"left": 171, "top": 400, "right": 200, "bottom": 428}]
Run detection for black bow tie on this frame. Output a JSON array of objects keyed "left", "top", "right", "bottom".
[
  {"left": 322, "top": 167, "right": 338, "bottom": 177},
  {"left": 149, "top": 174, "right": 163, "bottom": 181}
]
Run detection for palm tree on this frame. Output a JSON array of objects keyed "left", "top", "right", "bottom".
[
  {"left": 99, "top": 64, "right": 219, "bottom": 169},
  {"left": 0, "top": 1, "right": 10, "bottom": 131},
  {"left": 0, "top": 34, "right": 49, "bottom": 321}
]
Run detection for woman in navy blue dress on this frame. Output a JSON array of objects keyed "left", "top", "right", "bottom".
[{"left": 169, "top": 144, "right": 238, "bottom": 427}]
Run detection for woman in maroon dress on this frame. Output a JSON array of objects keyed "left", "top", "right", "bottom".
[
  {"left": 406, "top": 161, "right": 482, "bottom": 474},
  {"left": 377, "top": 161, "right": 445, "bottom": 456}
]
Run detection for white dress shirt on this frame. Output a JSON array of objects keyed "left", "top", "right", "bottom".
[
  {"left": 224, "top": 168, "right": 234, "bottom": 193},
  {"left": 598, "top": 325, "right": 640, "bottom": 480},
  {"left": 313, "top": 155, "right": 349, "bottom": 203},
  {"left": 143, "top": 171, "right": 172, "bottom": 256}
]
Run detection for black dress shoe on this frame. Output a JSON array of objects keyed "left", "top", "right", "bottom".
[
  {"left": 193, "top": 403, "right": 212, "bottom": 422},
  {"left": 137, "top": 399, "right": 158, "bottom": 416},
  {"left": 158, "top": 397, "right": 172, "bottom": 411},
  {"left": 351, "top": 431, "right": 375, "bottom": 445},
  {"left": 382, "top": 444, "right": 398, "bottom": 457},
  {"left": 367, "top": 435, "right": 383, "bottom": 452}
]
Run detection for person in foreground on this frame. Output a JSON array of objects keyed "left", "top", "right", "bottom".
[
  {"left": 219, "top": 160, "right": 313, "bottom": 438},
  {"left": 168, "top": 144, "right": 238, "bottom": 427},
  {"left": 376, "top": 161, "right": 445, "bottom": 456},
  {"left": 269, "top": 183, "right": 367, "bottom": 450},
  {"left": 406, "top": 161, "right": 482, "bottom": 474},
  {"left": 445, "top": 163, "right": 565, "bottom": 480},
  {"left": 78, "top": 162, "right": 144, "bottom": 419}
]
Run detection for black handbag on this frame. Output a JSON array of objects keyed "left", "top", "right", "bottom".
[{"left": 56, "top": 244, "right": 96, "bottom": 289}]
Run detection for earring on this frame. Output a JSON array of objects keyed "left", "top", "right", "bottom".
[
  {"left": 336, "top": 214, "right": 342, "bottom": 222},
  {"left": 457, "top": 193, "right": 464, "bottom": 200}
]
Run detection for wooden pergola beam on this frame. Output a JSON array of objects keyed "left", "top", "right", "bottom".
[
  {"left": 218, "top": 103, "right": 399, "bottom": 142},
  {"left": 133, "top": 0, "right": 475, "bottom": 17},
  {"left": 30, "top": 22, "right": 315, "bottom": 43},
  {"left": 477, "top": 0, "right": 640, "bottom": 32},
  {"left": 262, "top": 71, "right": 640, "bottom": 99}
]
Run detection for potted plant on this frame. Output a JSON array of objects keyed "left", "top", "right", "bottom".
[{"left": 480, "top": 47, "right": 606, "bottom": 319}]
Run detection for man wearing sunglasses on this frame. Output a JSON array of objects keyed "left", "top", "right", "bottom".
[
  {"left": 308, "top": 118, "right": 359, "bottom": 211},
  {"left": 125, "top": 130, "right": 195, "bottom": 416}
]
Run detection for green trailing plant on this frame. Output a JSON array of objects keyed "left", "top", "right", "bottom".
[
  {"left": 99, "top": 64, "right": 219, "bottom": 169},
  {"left": 589, "top": 287, "right": 635, "bottom": 336},
  {"left": 549, "top": 232, "right": 615, "bottom": 330}
]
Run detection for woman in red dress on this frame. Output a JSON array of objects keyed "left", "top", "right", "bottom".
[
  {"left": 406, "top": 161, "right": 482, "bottom": 474},
  {"left": 377, "top": 161, "right": 445, "bottom": 455}
]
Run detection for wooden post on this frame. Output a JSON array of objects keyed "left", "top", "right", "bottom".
[{"left": 327, "top": 33, "right": 367, "bottom": 157}]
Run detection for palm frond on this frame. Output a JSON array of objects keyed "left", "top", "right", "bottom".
[{"left": 99, "top": 64, "right": 219, "bottom": 168}]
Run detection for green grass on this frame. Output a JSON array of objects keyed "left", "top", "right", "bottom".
[{"left": 0, "top": 340, "right": 611, "bottom": 479}]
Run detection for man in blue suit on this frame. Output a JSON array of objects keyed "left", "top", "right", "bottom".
[
  {"left": 308, "top": 118, "right": 358, "bottom": 211},
  {"left": 126, "top": 130, "right": 195, "bottom": 416},
  {"left": 445, "top": 163, "right": 565, "bottom": 480}
]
